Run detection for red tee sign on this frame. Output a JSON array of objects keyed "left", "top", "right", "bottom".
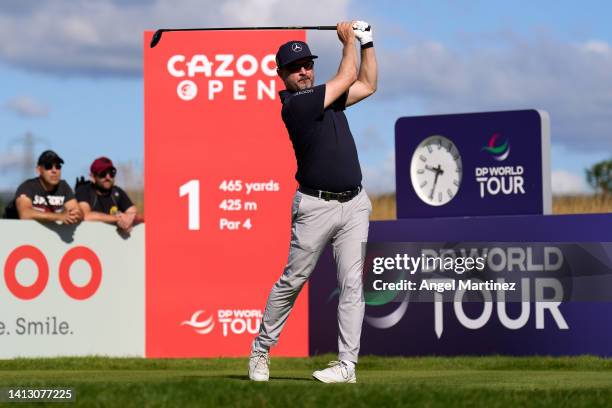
[{"left": 144, "top": 30, "right": 307, "bottom": 357}]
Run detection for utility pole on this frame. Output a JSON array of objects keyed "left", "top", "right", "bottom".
[
  {"left": 8, "top": 132, "right": 46, "bottom": 180},
  {"left": 22, "top": 132, "right": 35, "bottom": 180}
]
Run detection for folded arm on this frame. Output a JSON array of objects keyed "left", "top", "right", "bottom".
[{"left": 17, "top": 196, "right": 81, "bottom": 224}]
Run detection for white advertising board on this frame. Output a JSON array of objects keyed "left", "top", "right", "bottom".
[{"left": 0, "top": 220, "right": 144, "bottom": 357}]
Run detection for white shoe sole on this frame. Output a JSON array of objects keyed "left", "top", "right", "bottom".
[{"left": 312, "top": 372, "right": 356, "bottom": 383}]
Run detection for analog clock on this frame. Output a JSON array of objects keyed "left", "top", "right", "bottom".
[{"left": 410, "top": 135, "right": 463, "bottom": 206}]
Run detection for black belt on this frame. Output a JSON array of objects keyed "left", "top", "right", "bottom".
[{"left": 298, "top": 185, "right": 361, "bottom": 202}]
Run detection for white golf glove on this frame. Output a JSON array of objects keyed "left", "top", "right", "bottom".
[{"left": 352, "top": 20, "right": 373, "bottom": 47}]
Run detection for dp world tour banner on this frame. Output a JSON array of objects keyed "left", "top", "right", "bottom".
[
  {"left": 395, "top": 110, "right": 551, "bottom": 218},
  {"left": 309, "top": 214, "right": 612, "bottom": 356},
  {"left": 144, "top": 30, "right": 307, "bottom": 357}
]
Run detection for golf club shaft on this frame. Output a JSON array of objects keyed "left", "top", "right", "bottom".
[
  {"left": 150, "top": 25, "right": 369, "bottom": 48},
  {"left": 163, "top": 26, "right": 337, "bottom": 32}
]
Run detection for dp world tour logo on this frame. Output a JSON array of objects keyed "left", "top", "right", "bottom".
[
  {"left": 482, "top": 133, "right": 510, "bottom": 161},
  {"left": 328, "top": 288, "right": 410, "bottom": 330},
  {"left": 181, "top": 309, "right": 262, "bottom": 336},
  {"left": 181, "top": 310, "right": 215, "bottom": 334}
]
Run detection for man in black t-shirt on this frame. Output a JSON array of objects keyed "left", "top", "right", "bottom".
[
  {"left": 75, "top": 157, "right": 141, "bottom": 233},
  {"left": 4, "top": 150, "right": 81, "bottom": 224},
  {"left": 249, "top": 21, "right": 377, "bottom": 383}
]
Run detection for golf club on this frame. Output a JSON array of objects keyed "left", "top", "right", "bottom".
[{"left": 150, "top": 25, "right": 370, "bottom": 48}]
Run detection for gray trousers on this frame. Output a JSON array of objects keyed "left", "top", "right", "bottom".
[{"left": 252, "top": 189, "right": 371, "bottom": 362}]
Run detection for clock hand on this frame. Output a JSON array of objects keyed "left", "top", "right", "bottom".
[
  {"left": 426, "top": 164, "right": 445, "bottom": 174},
  {"left": 430, "top": 170, "right": 441, "bottom": 199}
]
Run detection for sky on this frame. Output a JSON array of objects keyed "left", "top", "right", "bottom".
[{"left": 0, "top": 0, "right": 611, "bottom": 194}]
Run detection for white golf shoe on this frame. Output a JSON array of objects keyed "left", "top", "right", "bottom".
[
  {"left": 248, "top": 351, "right": 270, "bottom": 381},
  {"left": 312, "top": 361, "right": 356, "bottom": 383}
]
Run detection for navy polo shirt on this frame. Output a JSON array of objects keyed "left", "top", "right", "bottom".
[{"left": 279, "top": 84, "right": 362, "bottom": 192}]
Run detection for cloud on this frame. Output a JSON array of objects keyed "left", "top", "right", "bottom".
[
  {"left": 0, "top": 0, "right": 349, "bottom": 77},
  {"left": 2, "top": 2, "right": 610, "bottom": 154},
  {"left": 376, "top": 34, "right": 612, "bottom": 152},
  {"left": 362, "top": 151, "right": 395, "bottom": 194},
  {"left": 355, "top": 125, "right": 389, "bottom": 154},
  {"left": 551, "top": 169, "right": 591, "bottom": 195},
  {"left": 3, "top": 96, "right": 49, "bottom": 118}
]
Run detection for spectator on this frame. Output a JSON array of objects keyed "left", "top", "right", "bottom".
[
  {"left": 76, "top": 157, "right": 141, "bottom": 232},
  {"left": 3, "top": 150, "right": 81, "bottom": 223}
]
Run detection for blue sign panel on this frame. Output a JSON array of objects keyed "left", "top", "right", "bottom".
[
  {"left": 309, "top": 214, "right": 612, "bottom": 357},
  {"left": 395, "top": 110, "right": 551, "bottom": 218}
]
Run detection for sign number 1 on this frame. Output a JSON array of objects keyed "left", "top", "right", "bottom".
[{"left": 179, "top": 180, "right": 200, "bottom": 230}]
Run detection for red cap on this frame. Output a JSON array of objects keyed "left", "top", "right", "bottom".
[{"left": 90, "top": 157, "right": 116, "bottom": 175}]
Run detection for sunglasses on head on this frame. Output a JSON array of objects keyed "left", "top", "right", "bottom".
[
  {"left": 285, "top": 60, "right": 314, "bottom": 73},
  {"left": 96, "top": 168, "right": 117, "bottom": 178},
  {"left": 43, "top": 162, "right": 62, "bottom": 170}
]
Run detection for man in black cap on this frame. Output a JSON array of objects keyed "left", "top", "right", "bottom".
[
  {"left": 249, "top": 21, "right": 377, "bottom": 383},
  {"left": 3, "top": 150, "right": 81, "bottom": 224}
]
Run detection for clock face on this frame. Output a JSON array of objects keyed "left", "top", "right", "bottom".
[{"left": 410, "top": 135, "right": 463, "bottom": 206}]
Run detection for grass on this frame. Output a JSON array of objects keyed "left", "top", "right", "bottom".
[
  {"left": 370, "top": 193, "right": 397, "bottom": 220},
  {"left": 370, "top": 194, "right": 612, "bottom": 220},
  {"left": 552, "top": 194, "right": 612, "bottom": 215},
  {"left": 2, "top": 355, "right": 612, "bottom": 407}
]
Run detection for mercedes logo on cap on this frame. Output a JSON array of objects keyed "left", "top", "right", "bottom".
[{"left": 291, "top": 43, "right": 303, "bottom": 52}]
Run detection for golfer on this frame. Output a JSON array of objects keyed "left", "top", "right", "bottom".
[{"left": 249, "top": 20, "right": 377, "bottom": 383}]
